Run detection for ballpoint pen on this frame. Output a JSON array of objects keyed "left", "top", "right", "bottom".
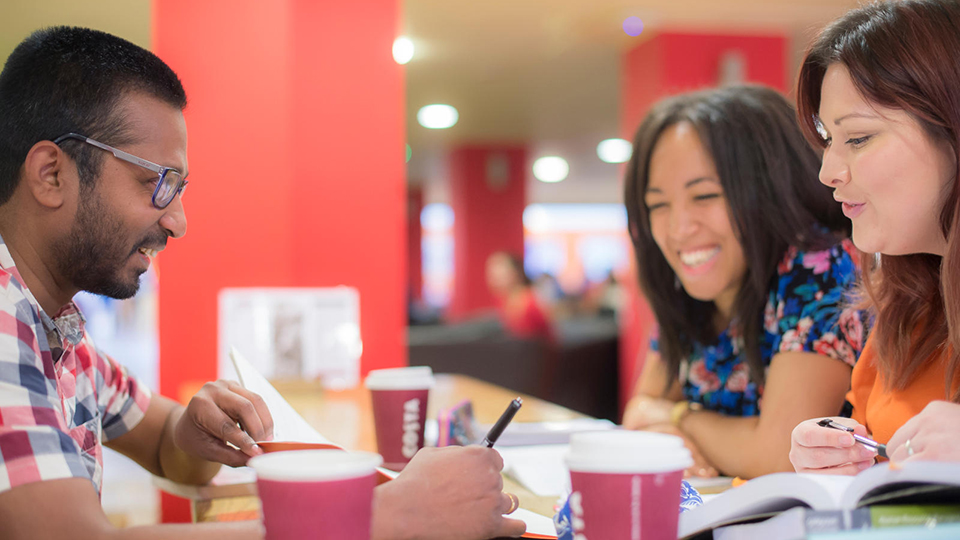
[
  {"left": 483, "top": 397, "right": 523, "bottom": 448},
  {"left": 817, "top": 418, "right": 888, "bottom": 459}
]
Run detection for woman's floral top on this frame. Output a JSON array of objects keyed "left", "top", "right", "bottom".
[{"left": 650, "top": 239, "right": 867, "bottom": 416}]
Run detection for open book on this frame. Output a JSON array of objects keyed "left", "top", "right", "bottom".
[
  {"left": 230, "top": 347, "right": 559, "bottom": 540},
  {"left": 679, "top": 462, "right": 960, "bottom": 539}
]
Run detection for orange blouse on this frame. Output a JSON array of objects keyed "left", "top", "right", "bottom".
[{"left": 848, "top": 334, "right": 960, "bottom": 444}]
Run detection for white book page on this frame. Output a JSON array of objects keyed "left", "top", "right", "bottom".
[
  {"left": 679, "top": 473, "right": 852, "bottom": 538},
  {"left": 500, "top": 444, "right": 571, "bottom": 496},
  {"left": 509, "top": 508, "right": 557, "bottom": 538},
  {"left": 230, "top": 346, "right": 333, "bottom": 444},
  {"left": 841, "top": 461, "right": 960, "bottom": 508}
]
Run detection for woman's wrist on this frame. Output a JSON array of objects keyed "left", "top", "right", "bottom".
[
  {"left": 625, "top": 394, "right": 676, "bottom": 428},
  {"left": 670, "top": 400, "right": 703, "bottom": 428}
]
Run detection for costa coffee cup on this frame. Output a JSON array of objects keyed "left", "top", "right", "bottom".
[
  {"left": 564, "top": 431, "right": 692, "bottom": 540},
  {"left": 364, "top": 366, "right": 435, "bottom": 470},
  {"left": 249, "top": 449, "right": 382, "bottom": 540}
]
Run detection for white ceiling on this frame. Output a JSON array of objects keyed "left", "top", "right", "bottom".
[{"left": 403, "top": 0, "right": 862, "bottom": 205}]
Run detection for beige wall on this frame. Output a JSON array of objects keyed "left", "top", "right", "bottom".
[{"left": 0, "top": 0, "right": 151, "bottom": 65}]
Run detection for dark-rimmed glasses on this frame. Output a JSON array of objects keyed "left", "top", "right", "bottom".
[{"left": 53, "top": 133, "right": 188, "bottom": 209}]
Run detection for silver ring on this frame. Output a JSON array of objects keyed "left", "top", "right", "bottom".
[{"left": 905, "top": 438, "right": 914, "bottom": 457}]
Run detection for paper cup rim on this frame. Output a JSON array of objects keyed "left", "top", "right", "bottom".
[
  {"left": 565, "top": 448, "right": 692, "bottom": 474},
  {"left": 250, "top": 449, "right": 383, "bottom": 482},
  {"left": 569, "top": 430, "right": 685, "bottom": 451},
  {"left": 364, "top": 367, "right": 435, "bottom": 390}
]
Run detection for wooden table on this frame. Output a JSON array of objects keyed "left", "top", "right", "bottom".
[{"left": 154, "top": 373, "right": 588, "bottom": 523}]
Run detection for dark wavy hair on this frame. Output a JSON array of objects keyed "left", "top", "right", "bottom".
[
  {"left": 797, "top": 0, "right": 960, "bottom": 401},
  {"left": 624, "top": 85, "right": 850, "bottom": 392},
  {"left": 0, "top": 26, "right": 187, "bottom": 204}
]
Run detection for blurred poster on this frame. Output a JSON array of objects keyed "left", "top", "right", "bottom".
[{"left": 218, "top": 287, "right": 362, "bottom": 389}]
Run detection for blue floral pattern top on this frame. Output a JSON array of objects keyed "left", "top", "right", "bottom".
[{"left": 650, "top": 239, "right": 867, "bottom": 416}]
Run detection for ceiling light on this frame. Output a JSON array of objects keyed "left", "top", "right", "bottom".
[
  {"left": 417, "top": 104, "right": 459, "bottom": 129},
  {"left": 393, "top": 37, "right": 414, "bottom": 65},
  {"left": 597, "top": 138, "right": 633, "bottom": 164},
  {"left": 533, "top": 156, "right": 569, "bottom": 183}
]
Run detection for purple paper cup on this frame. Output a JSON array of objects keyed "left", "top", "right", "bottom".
[
  {"left": 364, "top": 366, "right": 434, "bottom": 470},
  {"left": 565, "top": 431, "right": 692, "bottom": 540},
  {"left": 250, "top": 449, "right": 383, "bottom": 540}
]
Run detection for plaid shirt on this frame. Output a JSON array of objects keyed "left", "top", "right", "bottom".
[{"left": 0, "top": 234, "right": 151, "bottom": 496}]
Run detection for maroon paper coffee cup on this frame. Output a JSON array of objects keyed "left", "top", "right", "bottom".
[
  {"left": 249, "top": 449, "right": 382, "bottom": 540},
  {"left": 364, "top": 367, "right": 434, "bottom": 470},
  {"left": 565, "top": 431, "right": 692, "bottom": 540}
]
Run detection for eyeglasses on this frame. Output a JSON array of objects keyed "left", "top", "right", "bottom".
[{"left": 53, "top": 133, "right": 188, "bottom": 209}]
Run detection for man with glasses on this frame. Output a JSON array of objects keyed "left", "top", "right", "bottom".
[{"left": 0, "top": 27, "right": 524, "bottom": 540}]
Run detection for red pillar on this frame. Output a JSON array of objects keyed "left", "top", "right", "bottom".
[
  {"left": 447, "top": 146, "right": 527, "bottom": 319},
  {"left": 618, "top": 31, "right": 788, "bottom": 416},
  {"left": 407, "top": 186, "right": 424, "bottom": 302},
  {"left": 153, "top": 0, "right": 404, "bottom": 521}
]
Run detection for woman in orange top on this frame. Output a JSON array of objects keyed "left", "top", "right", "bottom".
[{"left": 789, "top": 0, "right": 960, "bottom": 474}]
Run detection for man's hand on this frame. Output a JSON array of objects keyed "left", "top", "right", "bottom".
[
  {"left": 174, "top": 380, "right": 275, "bottom": 467},
  {"left": 371, "top": 446, "right": 527, "bottom": 540}
]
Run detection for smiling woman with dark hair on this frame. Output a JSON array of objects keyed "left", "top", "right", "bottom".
[{"left": 621, "top": 85, "right": 868, "bottom": 479}]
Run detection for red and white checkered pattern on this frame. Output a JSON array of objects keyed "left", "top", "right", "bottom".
[{"left": 0, "top": 234, "right": 150, "bottom": 496}]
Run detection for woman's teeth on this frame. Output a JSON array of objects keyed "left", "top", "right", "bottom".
[{"left": 680, "top": 247, "right": 720, "bottom": 267}]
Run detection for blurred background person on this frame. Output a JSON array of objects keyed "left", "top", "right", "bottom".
[
  {"left": 621, "top": 85, "right": 867, "bottom": 479},
  {"left": 486, "top": 251, "right": 556, "bottom": 343}
]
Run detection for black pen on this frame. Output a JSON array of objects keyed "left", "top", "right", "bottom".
[
  {"left": 483, "top": 397, "right": 523, "bottom": 447},
  {"left": 817, "top": 418, "right": 888, "bottom": 459}
]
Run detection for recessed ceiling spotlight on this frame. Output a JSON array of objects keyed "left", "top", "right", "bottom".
[
  {"left": 597, "top": 138, "right": 633, "bottom": 164},
  {"left": 417, "top": 104, "right": 459, "bottom": 129},
  {"left": 393, "top": 36, "right": 414, "bottom": 65},
  {"left": 533, "top": 156, "right": 569, "bottom": 183}
]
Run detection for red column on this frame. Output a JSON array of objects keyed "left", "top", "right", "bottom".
[
  {"left": 408, "top": 186, "right": 424, "bottom": 302},
  {"left": 446, "top": 145, "right": 527, "bottom": 319},
  {"left": 618, "top": 31, "right": 788, "bottom": 416},
  {"left": 153, "top": 0, "right": 404, "bottom": 521}
]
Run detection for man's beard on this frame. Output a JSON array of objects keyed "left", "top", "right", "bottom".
[{"left": 53, "top": 191, "right": 167, "bottom": 300}]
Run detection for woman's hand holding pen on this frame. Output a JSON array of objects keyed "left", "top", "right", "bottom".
[
  {"left": 789, "top": 417, "right": 877, "bottom": 475},
  {"left": 887, "top": 401, "right": 960, "bottom": 463}
]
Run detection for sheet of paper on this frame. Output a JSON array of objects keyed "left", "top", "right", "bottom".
[
  {"left": 230, "top": 346, "right": 332, "bottom": 444},
  {"left": 510, "top": 508, "right": 558, "bottom": 539},
  {"left": 499, "top": 444, "right": 571, "bottom": 496}
]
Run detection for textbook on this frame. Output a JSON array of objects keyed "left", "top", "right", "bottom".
[
  {"left": 679, "top": 461, "right": 960, "bottom": 539},
  {"left": 713, "top": 504, "right": 960, "bottom": 540},
  {"left": 230, "top": 347, "right": 559, "bottom": 539}
]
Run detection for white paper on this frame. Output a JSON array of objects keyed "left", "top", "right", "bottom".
[
  {"left": 230, "top": 346, "right": 332, "bottom": 444},
  {"left": 500, "top": 444, "right": 571, "bottom": 496},
  {"left": 509, "top": 507, "right": 558, "bottom": 538}
]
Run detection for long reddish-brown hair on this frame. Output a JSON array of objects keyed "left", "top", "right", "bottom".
[{"left": 797, "top": 0, "right": 960, "bottom": 401}]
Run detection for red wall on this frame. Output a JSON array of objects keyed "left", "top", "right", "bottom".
[
  {"left": 153, "top": 0, "right": 404, "bottom": 520},
  {"left": 618, "top": 31, "right": 788, "bottom": 415},
  {"left": 447, "top": 146, "right": 527, "bottom": 319}
]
